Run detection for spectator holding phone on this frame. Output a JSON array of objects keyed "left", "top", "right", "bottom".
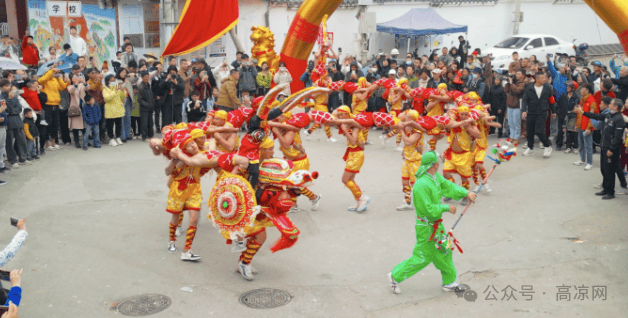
[
  {"left": 1, "top": 269, "right": 23, "bottom": 309},
  {"left": 0, "top": 219, "right": 27, "bottom": 267},
  {"left": 273, "top": 61, "right": 292, "bottom": 95}
]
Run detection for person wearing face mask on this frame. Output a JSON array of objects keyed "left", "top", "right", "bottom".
[
  {"left": 273, "top": 61, "right": 293, "bottom": 96},
  {"left": 103, "top": 75, "right": 127, "bottom": 147}
]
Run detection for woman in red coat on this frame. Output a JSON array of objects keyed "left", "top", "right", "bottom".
[{"left": 21, "top": 34, "right": 39, "bottom": 68}]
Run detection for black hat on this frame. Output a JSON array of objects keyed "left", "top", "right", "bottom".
[{"left": 140, "top": 70, "right": 149, "bottom": 77}]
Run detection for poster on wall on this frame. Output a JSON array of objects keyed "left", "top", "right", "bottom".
[{"left": 28, "top": 0, "right": 117, "bottom": 64}]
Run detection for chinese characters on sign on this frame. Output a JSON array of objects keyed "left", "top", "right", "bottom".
[
  {"left": 461, "top": 285, "right": 608, "bottom": 302},
  {"left": 46, "top": 1, "right": 82, "bottom": 17}
]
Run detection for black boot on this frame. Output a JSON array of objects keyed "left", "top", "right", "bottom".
[{"left": 73, "top": 130, "right": 81, "bottom": 148}]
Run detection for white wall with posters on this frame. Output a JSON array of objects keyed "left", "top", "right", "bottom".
[{"left": 117, "top": 0, "right": 161, "bottom": 59}]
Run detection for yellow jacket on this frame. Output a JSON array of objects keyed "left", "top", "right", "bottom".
[
  {"left": 102, "top": 86, "right": 126, "bottom": 119},
  {"left": 37, "top": 69, "right": 68, "bottom": 106}
]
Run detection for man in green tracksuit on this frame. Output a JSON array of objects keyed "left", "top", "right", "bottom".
[{"left": 389, "top": 151, "right": 476, "bottom": 294}]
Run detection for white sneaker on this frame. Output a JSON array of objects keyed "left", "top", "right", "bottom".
[
  {"left": 181, "top": 250, "right": 201, "bottom": 261},
  {"left": 523, "top": 148, "right": 534, "bottom": 156},
  {"left": 348, "top": 202, "right": 358, "bottom": 211},
  {"left": 53, "top": 145, "right": 61, "bottom": 150},
  {"left": 356, "top": 195, "right": 371, "bottom": 212},
  {"left": 238, "top": 260, "right": 254, "bottom": 281},
  {"left": 543, "top": 147, "right": 552, "bottom": 158},
  {"left": 328, "top": 137, "right": 338, "bottom": 143},
  {"left": 310, "top": 194, "right": 322, "bottom": 211},
  {"left": 175, "top": 226, "right": 183, "bottom": 237},
  {"left": 396, "top": 202, "right": 413, "bottom": 211},
  {"left": 231, "top": 240, "right": 247, "bottom": 253},
  {"left": 168, "top": 241, "right": 176, "bottom": 253},
  {"left": 574, "top": 149, "right": 579, "bottom": 154},
  {"left": 40, "top": 120, "right": 49, "bottom": 126},
  {"left": 46, "top": 146, "right": 54, "bottom": 151},
  {"left": 235, "top": 265, "right": 259, "bottom": 274},
  {"left": 584, "top": 164, "right": 592, "bottom": 170},
  {"left": 116, "top": 138, "right": 123, "bottom": 145},
  {"left": 11, "top": 163, "right": 19, "bottom": 169},
  {"left": 564, "top": 148, "right": 573, "bottom": 154},
  {"left": 109, "top": 139, "right": 118, "bottom": 147},
  {"left": 539, "top": 143, "right": 545, "bottom": 149},
  {"left": 573, "top": 160, "right": 585, "bottom": 166},
  {"left": 522, "top": 144, "right": 529, "bottom": 149},
  {"left": 305, "top": 131, "right": 311, "bottom": 140},
  {"left": 388, "top": 273, "right": 401, "bottom": 294},
  {"left": 484, "top": 183, "right": 492, "bottom": 193},
  {"left": 395, "top": 145, "right": 403, "bottom": 152},
  {"left": 442, "top": 282, "right": 460, "bottom": 292}
]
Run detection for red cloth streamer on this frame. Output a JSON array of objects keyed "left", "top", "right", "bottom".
[
  {"left": 427, "top": 218, "right": 443, "bottom": 242},
  {"left": 161, "top": 0, "right": 239, "bottom": 57}
]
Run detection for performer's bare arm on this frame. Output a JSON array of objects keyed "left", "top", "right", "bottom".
[
  {"left": 165, "top": 159, "right": 178, "bottom": 176},
  {"left": 206, "top": 126, "right": 240, "bottom": 135},
  {"left": 402, "top": 121, "right": 427, "bottom": 133},
  {"left": 445, "top": 118, "right": 475, "bottom": 130},
  {"left": 465, "top": 124, "right": 482, "bottom": 139},
  {"left": 401, "top": 129, "right": 421, "bottom": 145},
  {"left": 214, "top": 132, "right": 236, "bottom": 152},
  {"left": 353, "top": 89, "right": 369, "bottom": 101},
  {"left": 267, "top": 121, "right": 301, "bottom": 131},
  {"left": 170, "top": 148, "right": 212, "bottom": 168},
  {"left": 272, "top": 127, "right": 295, "bottom": 149}
]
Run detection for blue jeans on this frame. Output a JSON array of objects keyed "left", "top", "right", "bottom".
[
  {"left": 578, "top": 130, "right": 593, "bottom": 164},
  {"left": 121, "top": 98, "right": 133, "bottom": 140},
  {"left": 84, "top": 123, "right": 100, "bottom": 148},
  {"left": 27, "top": 139, "right": 36, "bottom": 159},
  {"left": 508, "top": 108, "right": 521, "bottom": 141}
]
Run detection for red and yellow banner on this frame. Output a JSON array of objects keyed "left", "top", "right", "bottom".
[{"left": 161, "top": 0, "right": 239, "bottom": 57}]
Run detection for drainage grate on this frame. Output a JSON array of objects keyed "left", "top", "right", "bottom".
[
  {"left": 116, "top": 294, "right": 171, "bottom": 316},
  {"left": 239, "top": 288, "right": 292, "bottom": 309}
]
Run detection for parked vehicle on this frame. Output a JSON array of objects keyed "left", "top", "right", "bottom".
[{"left": 484, "top": 34, "right": 576, "bottom": 69}]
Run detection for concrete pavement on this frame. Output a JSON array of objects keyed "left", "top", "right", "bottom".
[{"left": 0, "top": 130, "right": 626, "bottom": 317}]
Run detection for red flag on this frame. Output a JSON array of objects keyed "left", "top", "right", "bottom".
[{"left": 161, "top": 0, "right": 239, "bottom": 57}]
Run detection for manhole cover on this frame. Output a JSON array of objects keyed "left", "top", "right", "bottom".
[
  {"left": 239, "top": 288, "right": 292, "bottom": 309},
  {"left": 116, "top": 294, "right": 171, "bottom": 316}
]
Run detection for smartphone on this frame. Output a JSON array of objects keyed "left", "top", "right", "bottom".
[
  {"left": 338, "top": 47, "right": 342, "bottom": 53},
  {"left": 0, "top": 269, "right": 10, "bottom": 281},
  {"left": 10, "top": 217, "right": 18, "bottom": 227}
]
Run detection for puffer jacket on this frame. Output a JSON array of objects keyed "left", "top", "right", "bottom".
[
  {"left": 238, "top": 64, "right": 258, "bottom": 92},
  {"left": 216, "top": 76, "right": 240, "bottom": 110},
  {"left": 103, "top": 85, "right": 127, "bottom": 119},
  {"left": 37, "top": 69, "right": 68, "bottom": 106}
]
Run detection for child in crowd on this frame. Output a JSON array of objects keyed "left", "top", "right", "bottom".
[
  {"left": 186, "top": 90, "right": 206, "bottom": 123},
  {"left": 23, "top": 108, "right": 39, "bottom": 160},
  {"left": 82, "top": 94, "right": 102, "bottom": 150},
  {"left": 206, "top": 87, "right": 218, "bottom": 111}
]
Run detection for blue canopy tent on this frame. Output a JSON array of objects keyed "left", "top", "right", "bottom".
[{"left": 377, "top": 8, "right": 468, "bottom": 54}]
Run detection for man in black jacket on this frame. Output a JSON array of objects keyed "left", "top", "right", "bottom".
[
  {"left": 159, "top": 65, "right": 185, "bottom": 126},
  {"left": 522, "top": 73, "right": 556, "bottom": 158},
  {"left": 138, "top": 71, "right": 155, "bottom": 140},
  {"left": 577, "top": 98, "right": 627, "bottom": 199},
  {"left": 611, "top": 66, "right": 628, "bottom": 102},
  {"left": 151, "top": 62, "right": 166, "bottom": 131},
  {"left": 555, "top": 81, "right": 580, "bottom": 151},
  {"left": 1, "top": 80, "right": 28, "bottom": 168},
  {"left": 458, "top": 36, "right": 468, "bottom": 69}
]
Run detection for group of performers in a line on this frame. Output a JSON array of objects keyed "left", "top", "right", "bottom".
[{"left": 148, "top": 44, "right": 500, "bottom": 294}]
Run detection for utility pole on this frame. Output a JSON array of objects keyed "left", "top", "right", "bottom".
[
  {"left": 357, "top": 5, "right": 369, "bottom": 65},
  {"left": 513, "top": 0, "right": 522, "bottom": 35}
]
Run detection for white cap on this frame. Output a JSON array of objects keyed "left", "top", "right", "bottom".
[
  {"left": 432, "top": 69, "right": 442, "bottom": 74},
  {"left": 388, "top": 69, "right": 397, "bottom": 75},
  {"left": 391, "top": 48, "right": 400, "bottom": 56}
]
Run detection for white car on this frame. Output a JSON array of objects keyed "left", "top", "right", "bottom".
[{"left": 484, "top": 34, "right": 576, "bottom": 69}]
